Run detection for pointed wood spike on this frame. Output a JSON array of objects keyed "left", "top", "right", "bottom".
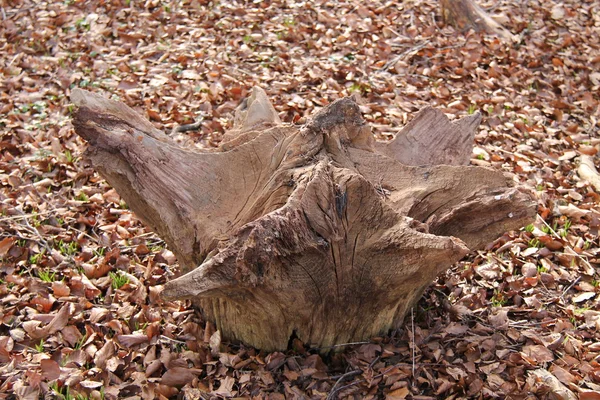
[
  {"left": 233, "top": 87, "right": 281, "bottom": 131},
  {"left": 70, "top": 88, "right": 167, "bottom": 142},
  {"left": 162, "top": 260, "right": 236, "bottom": 300},
  {"left": 376, "top": 107, "right": 481, "bottom": 166}
]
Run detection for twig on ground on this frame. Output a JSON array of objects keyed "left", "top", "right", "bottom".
[
  {"left": 380, "top": 40, "right": 430, "bottom": 72},
  {"left": 326, "top": 370, "right": 363, "bottom": 400},
  {"left": 170, "top": 114, "right": 205, "bottom": 135},
  {"left": 411, "top": 307, "right": 416, "bottom": 379}
]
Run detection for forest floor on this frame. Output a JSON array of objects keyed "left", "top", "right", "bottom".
[{"left": 1, "top": 0, "right": 600, "bottom": 399}]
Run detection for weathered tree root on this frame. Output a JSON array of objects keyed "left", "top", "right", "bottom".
[{"left": 71, "top": 87, "right": 535, "bottom": 350}]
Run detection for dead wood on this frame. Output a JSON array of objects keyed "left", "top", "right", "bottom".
[
  {"left": 71, "top": 87, "right": 535, "bottom": 350},
  {"left": 440, "top": 0, "right": 516, "bottom": 42}
]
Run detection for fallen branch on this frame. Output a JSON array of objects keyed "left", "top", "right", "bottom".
[{"left": 577, "top": 155, "right": 600, "bottom": 192}]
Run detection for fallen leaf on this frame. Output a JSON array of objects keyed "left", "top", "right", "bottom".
[
  {"left": 161, "top": 366, "right": 202, "bottom": 386},
  {"left": 572, "top": 292, "right": 596, "bottom": 303}
]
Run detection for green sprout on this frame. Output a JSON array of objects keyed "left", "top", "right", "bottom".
[
  {"left": 525, "top": 224, "right": 534, "bottom": 233},
  {"left": 57, "top": 240, "right": 79, "bottom": 256},
  {"left": 528, "top": 238, "right": 544, "bottom": 248},
  {"left": 37, "top": 269, "right": 56, "bottom": 282},
  {"left": 109, "top": 271, "right": 129, "bottom": 290},
  {"left": 74, "top": 334, "right": 87, "bottom": 350},
  {"left": 75, "top": 192, "right": 89, "bottom": 202},
  {"left": 490, "top": 290, "right": 507, "bottom": 307}
]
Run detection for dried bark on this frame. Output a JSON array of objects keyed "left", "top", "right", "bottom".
[
  {"left": 440, "top": 0, "right": 516, "bottom": 42},
  {"left": 71, "top": 87, "right": 535, "bottom": 350}
]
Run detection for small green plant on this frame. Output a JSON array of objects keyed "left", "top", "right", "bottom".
[
  {"left": 34, "top": 148, "right": 53, "bottom": 160},
  {"left": 29, "top": 251, "right": 44, "bottom": 265},
  {"left": 476, "top": 154, "right": 485, "bottom": 160},
  {"left": 536, "top": 184, "right": 544, "bottom": 191},
  {"left": 467, "top": 104, "right": 477, "bottom": 115},
  {"left": 583, "top": 240, "right": 592, "bottom": 250},
  {"left": 35, "top": 339, "right": 44, "bottom": 352},
  {"left": 560, "top": 219, "right": 572, "bottom": 238},
  {"left": 74, "top": 334, "right": 87, "bottom": 350},
  {"left": 242, "top": 35, "right": 252, "bottom": 44},
  {"left": 591, "top": 279, "right": 599, "bottom": 288},
  {"left": 75, "top": 192, "right": 89, "bottom": 202},
  {"left": 93, "top": 247, "right": 106, "bottom": 257},
  {"left": 541, "top": 224, "right": 551, "bottom": 234},
  {"left": 486, "top": 105, "right": 494, "bottom": 114},
  {"left": 574, "top": 306, "right": 591, "bottom": 316},
  {"left": 528, "top": 238, "right": 544, "bottom": 248},
  {"left": 525, "top": 224, "right": 534, "bottom": 233},
  {"left": 348, "top": 82, "right": 370, "bottom": 94},
  {"left": 31, "top": 212, "right": 42, "bottom": 227},
  {"left": 75, "top": 18, "right": 90, "bottom": 31},
  {"left": 283, "top": 16, "right": 295, "bottom": 26},
  {"left": 49, "top": 381, "right": 88, "bottom": 400},
  {"left": 109, "top": 271, "right": 129, "bottom": 290},
  {"left": 64, "top": 150, "right": 74, "bottom": 163},
  {"left": 490, "top": 290, "right": 507, "bottom": 307},
  {"left": 57, "top": 240, "right": 79, "bottom": 256},
  {"left": 38, "top": 269, "right": 56, "bottom": 282},
  {"left": 537, "top": 265, "right": 549, "bottom": 274}
]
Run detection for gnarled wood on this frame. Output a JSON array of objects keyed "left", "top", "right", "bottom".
[{"left": 71, "top": 87, "right": 536, "bottom": 350}]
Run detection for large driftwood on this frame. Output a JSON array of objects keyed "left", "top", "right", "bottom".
[{"left": 71, "top": 88, "right": 535, "bottom": 350}]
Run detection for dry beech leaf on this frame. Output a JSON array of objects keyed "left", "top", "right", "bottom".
[
  {"left": 580, "top": 391, "right": 600, "bottom": 400},
  {"left": 522, "top": 345, "right": 554, "bottom": 363},
  {"left": 40, "top": 359, "right": 61, "bottom": 381},
  {"left": 23, "top": 304, "right": 70, "bottom": 340},
  {"left": 214, "top": 376, "right": 236, "bottom": 397},
  {"left": 79, "top": 380, "right": 103, "bottom": 389},
  {"left": 572, "top": 292, "right": 596, "bottom": 303},
  {"left": 117, "top": 333, "right": 149, "bottom": 348},
  {"left": 529, "top": 369, "right": 577, "bottom": 400},
  {"left": 387, "top": 386, "right": 410, "bottom": 399},
  {"left": 51, "top": 281, "right": 70, "bottom": 298},
  {"left": 161, "top": 366, "right": 202, "bottom": 386},
  {"left": 0, "top": 237, "right": 15, "bottom": 256},
  {"left": 488, "top": 309, "right": 509, "bottom": 329},
  {"left": 93, "top": 340, "right": 115, "bottom": 370},
  {"left": 550, "top": 366, "right": 577, "bottom": 385}
]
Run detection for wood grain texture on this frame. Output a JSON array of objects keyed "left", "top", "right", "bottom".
[{"left": 71, "top": 88, "right": 536, "bottom": 350}]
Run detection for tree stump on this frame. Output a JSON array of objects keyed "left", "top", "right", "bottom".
[
  {"left": 440, "top": 0, "right": 516, "bottom": 42},
  {"left": 71, "top": 88, "right": 535, "bottom": 350}
]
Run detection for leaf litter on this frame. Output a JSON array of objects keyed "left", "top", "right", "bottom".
[{"left": 0, "top": 0, "right": 599, "bottom": 399}]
